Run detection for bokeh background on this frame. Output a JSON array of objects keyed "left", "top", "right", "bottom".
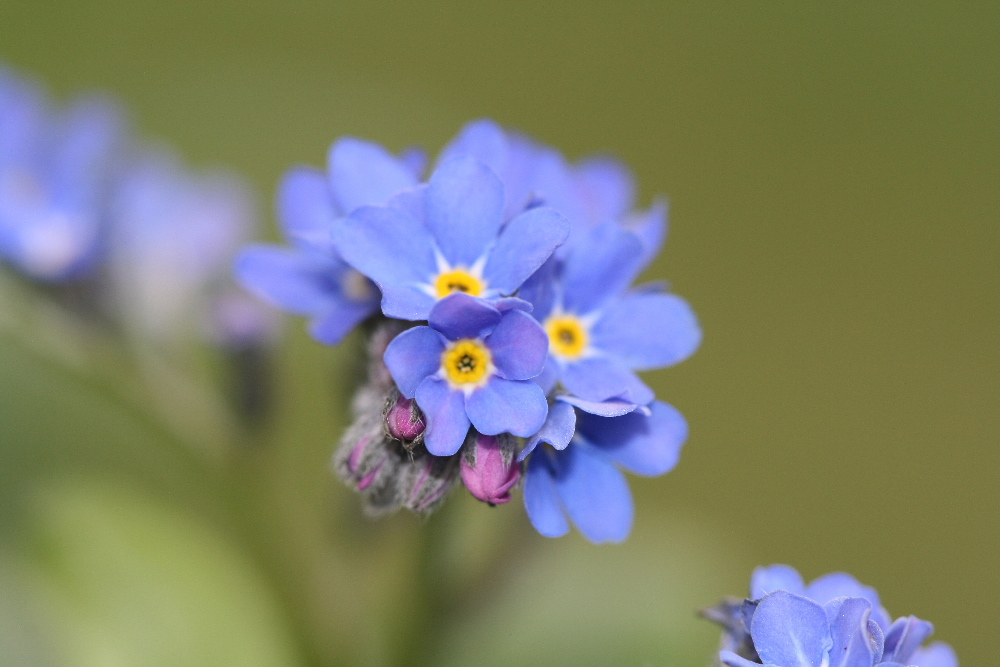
[{"left": 0, "top": 2, "right": 996, "bottom": 666}]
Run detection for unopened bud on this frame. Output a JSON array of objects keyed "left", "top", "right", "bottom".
[
  {"left": 384, "top": 392, "right": 425, "bottom": 444},
  {"left": 460, "top": 432, "right": 521, "bottom": 506}
]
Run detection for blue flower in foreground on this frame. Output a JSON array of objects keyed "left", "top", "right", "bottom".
[
  {"left": 237, "top": 138, "right": 422, "bottom": 343},
  {"left": 715, "top": 565, "right": 957, "bottom": 667},
  {"left": 521, "top": 397, "right": 686, "bottom": 543},
  {"left": 0, "top": 66, "right": 122, "bottom": 281},
  {"left": 522, "top": 220, "right": 701, "bottom": 405},
  {"left": 383, "top": 292, "right": 549, "bottom": 456},
  {"left": 332, "top": 155, "right": 570, "bottom": 320}
]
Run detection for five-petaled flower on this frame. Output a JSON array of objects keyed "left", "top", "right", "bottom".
[{"left": 384, "top": 292, "right": 549, "bottom": 456}]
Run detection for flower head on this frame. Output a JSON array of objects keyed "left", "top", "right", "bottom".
[
  {"left": 706, "top": 565, "right": 958, "bottom": 667},
  {"left": 383, "top": 292, "right": 549, "bottom": 456},
  {"left": 332, "top": 155, "right": 569, "bottom": 320}
]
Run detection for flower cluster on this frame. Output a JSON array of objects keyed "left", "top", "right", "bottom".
[
  {"left": 703, "top": 565, "right": 958, "bottom": 667},
  {"left": 239, "top": 119, "right": 701, "bottom": 541}
]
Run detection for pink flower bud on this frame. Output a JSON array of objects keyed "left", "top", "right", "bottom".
[
  {"left": 460, "top": 433, "right": 521, "bottom": 506},
  {"left": 385, "top": 394, "right": 425, "bottom": 443}
]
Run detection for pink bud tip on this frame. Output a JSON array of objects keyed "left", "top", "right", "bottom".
[
  {"left": 461, "top": 434, "right": 521, "bottom": 505},
  {"left": 386, "top": 396, "right": 425, "bottom": 441}
]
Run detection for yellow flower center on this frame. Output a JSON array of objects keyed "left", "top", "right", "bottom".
[
  {"left": 435, "top": 269, "right": 484, "bottom": 299},
  {"left": 545, "top": 315, "right": 589, "bottom": 360},
  {"left": 442, "top": 339, "right": 492, "bottom": 386}
]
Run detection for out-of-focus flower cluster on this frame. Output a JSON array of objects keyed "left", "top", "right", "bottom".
[
  {"left": 0, "top": 62, "right": 272, "bottom": 351},
  {"left": 238, "top": 119, "right": 701, "bottom": 542},
  {"left": 703, "top": 565, "right": 958, "bottom": 667}
]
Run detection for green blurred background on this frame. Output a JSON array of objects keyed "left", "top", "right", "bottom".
[{"left": 0, "top": 2, "right": 996, "bottom": 666}]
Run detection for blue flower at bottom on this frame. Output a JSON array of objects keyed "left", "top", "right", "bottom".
[
  {"left": 522, "top": 398, "right": 687, "bottom": 543},
  {"left": 719, "top": 565, "right": 958, "bottom": 667},
  {"left": 384, "top": 292, "right": 549, "bottom": 456}
]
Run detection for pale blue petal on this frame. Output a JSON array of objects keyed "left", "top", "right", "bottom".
[
  {"left": 485, "top": 310, "right": 548, "bottom": 380},
  {"left": 807, "top": 572, "right": 881, "bottom": 609},
  {"left": 277, "top": 167, "right": 340, "bottom": 251},
  {"left": 383, "top": 326, "right": 446, "bottom": 398},
  {"left": 910, "top": 642, "right": 958, "bottom": 667},
  {"left": 328, "top": 137, "right": 417, "bottom": 213},
  {"left": 532, "top": 356, "right": 560, "bottom": 395},
  {"left": 623, "top": 198, "right": 667, "bottom": 271},
  {"left": 524, "top": 453, "right": 570, "bottom": 538},
  {"left": 561, "top": 356, "right": 655, "bottom": 405},
  {"left": 436, "top": 118, "right": 507, "bottom": 177},
  {"left": 425, "top": 156, "right": 504, "bottom": 266},
  {"left": 465, "top": 377, "right": 548, "bottom": 437},
  {"left": 557, "top": 394, "right": 638, "bottom": 417},
  {"left": 590, "top": 291, "right": 701, "bottom": 370},
  {"left": 552, "top": 443, "right": 633, "bottom": 544},
  {"left": 575, "top": 156, "right": 635, "bottom": 224},
  {"left": 517, "top": 256, "right": 559, "bottom": 322},
  {"left": 751, "top": 565, "right": 807, "bottom": 599},
  {"left": 751, "top": 591, "right": 831, "bottom": 667},
  {"left": 577, "top": 400, "right": 686, "bottom": 476},
  {"left": 415, "top": 377, "right": 471, "bottom": 456},
  {"left": 309, "top": 299, "right": 378, "bottom": 345},
  {"left": 482, "top": 206, "right": 569, "bottom": 295},
  {"left": 428, "top": 292, "right": 501, "bottom": 341},
  {"left": 561, "top": 221, "right": 644, "bottom": 314},
  {"left": 235, "top": 245, "right": 341, "bottom": 314},
  {"left": 824, "top": 597, "right": 882, "bottom": 667},
  {"left": 520, "top": 400, "right": 576, "bottom": 461},
  {"left": 882, "top": 616, "right": 935, "bottom": 665}
]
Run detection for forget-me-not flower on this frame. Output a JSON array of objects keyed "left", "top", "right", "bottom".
[
  {"left": 236, "top": 138, "right": 424, "bottom": 344},
  {"left": 332, "top": 154, "right": 570, "bottom": 321},
  {"left": 709, "top": 565, "right": 958, "bottom": 667},
  {"left": 0, "top": 65, "right": 123, "bottom": 281},
  {"left": 383, "top": 292, "right": 549, "bottom": 456}
]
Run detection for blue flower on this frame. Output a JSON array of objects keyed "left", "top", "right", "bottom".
[
  {"left": 520, "top": 220, "right": 701, "bottom": 405},
  {"left": 521, "top": 397, "right": 687, "bottom": 543},
  {"left": 0, "top": 65, "right": 123, "bottom": 281},
  {"left": 109, "top": 148, "right": 256, "bottom": 341},
  {"left": 332, "top": 154, "right": 570, "bottom": 321},
  {"left": 716, "top": 565, "right": 958, "bottom": 667},
  {"left": 383, "top": 292, "right": 549, "bottom": 456},
  {"left": 236, "top": 138, "right": 422, "bottom": 344}
]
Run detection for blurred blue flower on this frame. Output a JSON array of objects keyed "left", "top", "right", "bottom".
[
  {"left": 714, "top": 565, "right": 958, "bottom": 667},
  {"left": 332, "top": 154, "right": 569, "bottom": 320},
  {"left": 521, "top": 397, "right": 686, "bottom": 543},
  {"left": 0, "top": 65, "right": 123, "bottom": 281},
  {"left": 237, "top": 138, "right": 423, "bottom": 344},
  {"left": 520, "top": 220, "right": 701, "bottom": 405},
  {"left": 383, "top": 293, "right": 549, "bottom": 456},
  {"left": 109, "top": 148, "right": 259, "bottom": 343}
]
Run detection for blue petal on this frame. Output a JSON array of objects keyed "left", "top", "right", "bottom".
[
  {"left": 425, "top": 156, "right": 504, "bottom": 267},
  {"left": 575, "top": 156, "right": 635, "bottom": 224},
  {"left": 576, "top": 400, "right": 686, "bottom": 476},
  {"left": 751, "top": 591, "right": 831, "bottom": 667},
  {"left": 465, "top": 377, "right": 548, "bottom": 437},
  {"left": 327, "top": 137, "right": 417, "bottom": 213},
  {"left": 277, "top": 167, "right": 340, "bottom": 251},
  {"left": 517, "top": 256, "right": 559, "bottom": 322},
  {"left": 415, "top": 377, "right": 471, "bottom": 456},
  {"left": 520, "top": 400, "right": 576, "bottom": 461},
  {"left": 485, "top": 309, "right": 548, "bottom": 380},
  {"left": 561, "top": 221, "right": 645, "bottom": 314},
  {"left": 623, "top": 199, "right": 667, "bottom": 271},
  {"left": 557, "top": 394, "right": 638, "bottom": 417},
  {"left": 308, "top": 299, "right": 378, "bottom": 345},
  {"left": 332, "top": 204, "right": 438, "bottom": 319},
  {"left": 528, "top": 148, "right": 586, "bottom": 230},
  {"left": 428, "top": 292, "right": 501, "bottom": 341},
  {"left": 751, "top": 565, "right": 807, "bottom": 599},
  {"left": 532, "top": 356, "right": 560, "bottom": 395},
  {"left": 719, "top": 651, "right": 775, "bottom": 667},
  {"left": 523, "top": 453, "right": 570, "bottom": 538},
  {"left": 824, "top": 597, "right": 882, "bottom": 667},
  {"left": 235, "top": 245, "right": 342, "bottom": 314},
  {"left": 399, "top": 146, "right": 428, "bottom": 179},
  {"left": 383, "top": 326, "right": 446, "bottom": 398},
  {"left": 590, "top": 291, "right": 701, "bottom": 370},
  {"left": 910, "top": 642, "right": 958, "bottom": 667},
  {"left": 481, "top": 206, "right": 569, "bottom": 295},
  {"left": 882, "top": 616, "right": 935, "bottom": 665},
  {"left": 806, "top": 572, "right": 882, "bottom": 609},
  {"left": 552, "top": 444, "right": 633, "bottom": 544},
  {"left": 436, "top": 118, "right": 508, "bottom": 178},
  {"left": 560, "top": 356, "right": 655, "bottom": 405}
]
